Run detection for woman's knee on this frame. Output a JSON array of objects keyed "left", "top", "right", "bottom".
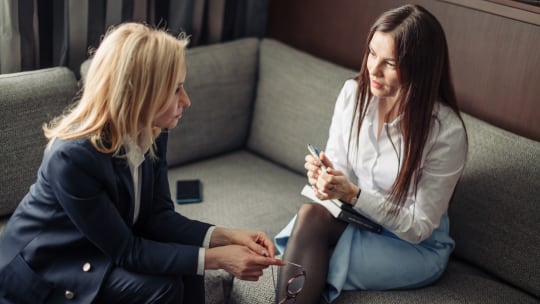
[
  {"left": 297, "top": 203, "right": 333, "bottom": 223},
  {"left": 294, "top": 203, "right": 334, "bottom": 235},
  {"left": 296, "top": 203, "right": 347, "bottom": 240}
]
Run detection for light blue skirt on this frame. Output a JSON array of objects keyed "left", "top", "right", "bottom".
[{"left": 274, "top": 212, "right": 455, "bottom": 303}]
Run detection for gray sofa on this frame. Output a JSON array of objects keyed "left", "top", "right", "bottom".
[{"left": 1, "top": 38, "right": 539, "bottom": 303}]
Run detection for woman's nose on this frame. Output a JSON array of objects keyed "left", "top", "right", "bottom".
[
  {"left": 181, "top": 91, "right": 191, "bottom": 108},
  {"left": 369, "top": 62, "right": 383, "bottom": 77}
]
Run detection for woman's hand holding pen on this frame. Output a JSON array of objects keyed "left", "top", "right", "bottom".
[{"left": 305, "top": 151, "right": 356, "bottom": 203}]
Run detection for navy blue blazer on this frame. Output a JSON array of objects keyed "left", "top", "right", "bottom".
[{"left": 0, "top": 132, "right": 212, "bottom": 303}]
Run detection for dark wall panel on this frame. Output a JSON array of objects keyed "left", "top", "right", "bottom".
[{"left": 268, "top": 0, "right": 540, "bottom": 142}]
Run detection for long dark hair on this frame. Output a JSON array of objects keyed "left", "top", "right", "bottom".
[{"left": 351, "top": 4, "right": 465, "bottom": 214}]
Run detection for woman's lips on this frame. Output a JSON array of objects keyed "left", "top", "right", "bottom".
[{"left": 371, "top": 79, "right": 383, "bottom": 89}]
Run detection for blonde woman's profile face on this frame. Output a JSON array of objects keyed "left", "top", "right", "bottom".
[{"left": 153, "top": 64, "right": 190, "bottom": 129}]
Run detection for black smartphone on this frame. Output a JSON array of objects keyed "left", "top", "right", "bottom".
[{"left": 176, "top": 179, "right": 203, "bottom": 204}]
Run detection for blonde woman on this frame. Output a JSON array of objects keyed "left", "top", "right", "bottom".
[{"left": 0, "top": 23, "right": 280, "bottom": 303}]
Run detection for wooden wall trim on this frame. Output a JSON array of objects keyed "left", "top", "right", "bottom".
[{"left": 441, "top": 0, "right": 540, "bottom": 25}]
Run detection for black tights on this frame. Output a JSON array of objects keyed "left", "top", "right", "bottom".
[{"left": 276, "top": 203, "right": 347, "bottom": 304}]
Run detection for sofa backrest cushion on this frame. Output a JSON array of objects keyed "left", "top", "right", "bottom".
[
  {"left": 0, "top": 67, "right": 78, "bottom": 217},
  {"left": 248, "top": 39, "right": 356, "bottom": 174},
  {"left": 166, "top": 38, "right": 259, "bottom": 167},
  {"left": 449, "top": 113, "right": 540, "bottom": 298}
]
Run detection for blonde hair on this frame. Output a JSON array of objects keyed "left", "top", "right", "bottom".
[{"left": 44, "top": 23, "right": 189, "bottom": 156}]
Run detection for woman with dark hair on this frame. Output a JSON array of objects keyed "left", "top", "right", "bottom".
[{"left": 274, "top": 4, "right": 467, "bottom": 303}]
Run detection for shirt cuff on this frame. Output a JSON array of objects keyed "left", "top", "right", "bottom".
[
  {"left": 197, "top": 248, "right": 205, "bottom": 275},
  {"left": 203, "top": 226, "right": 216, "bottom": 248},
  {"left": 197, "top": 226, "right": 216, "bottom": 275}
]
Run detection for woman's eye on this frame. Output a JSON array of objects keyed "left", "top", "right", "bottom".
[{"left": 175, "top": 84, "right": 183, "bottom": 95}]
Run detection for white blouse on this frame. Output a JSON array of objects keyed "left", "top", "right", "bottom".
[
  {"left": 325, "top": 80, "right": 467, "bottom": 244},
  {"left": 124, "top": 137, "right": 146, "bottom": 225}
]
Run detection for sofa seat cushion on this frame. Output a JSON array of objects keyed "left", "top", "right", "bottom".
[
  {"left": 228, "top": 258, "right": 538, "bottom": 304},
  {"left": 334, "top": 259, "right": 538, "bottom": 304},
  {"left": 204, "top": 269, "right": 234, "bottom": 304},
  {"left": 168, "top": 150, "right": 308, "bottom": 303},
  {"left": 228, "top": 263, "right": 276, "bottom": 304},
  {"left": 167, "top": 150, "right": 306, "bottom": 237}
]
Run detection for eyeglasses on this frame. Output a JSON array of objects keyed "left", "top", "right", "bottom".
[{"left": 271, "top": 261, "right": 306, "bottom": 304}]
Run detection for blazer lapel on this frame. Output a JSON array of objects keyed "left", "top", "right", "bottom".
[
  {"left": 112, "top": 156, "right": 135, "bottom": 224},
  {"left": 139, "top": 155, "right": 154, "bottom": 218}
]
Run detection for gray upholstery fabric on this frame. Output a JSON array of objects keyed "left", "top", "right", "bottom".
[
  {"left": 247, "top": 39, "right": 356, "bottom": 175},
  {"left": 166, "top": 38, "right": 259, "bottom": 167},
  {"left": 333, "top": 259, "right": 538, "bottom": 304},
  {"left": 0, "top": 67, "right": 78, "bottom": 217},
  {"left": 204, "top": 269, "right": 234, "bottom": 304},
  {"left": 228, "top": 264, "right": 276, "bottom": 304},
  {"left": 168, "top": 150, "right": 307, "bottom": 303},
  {"left": 168, "top": 150, "right": 306, "bottom": 237},
  {"left": 229, "top": 259, "right": 538, "bottom": 304},
  {"left": 449, "top": 113, "right": 540, "bottom": 298}
]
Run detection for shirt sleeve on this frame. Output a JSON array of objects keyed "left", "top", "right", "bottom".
[
  {"left": 355, "top": 111, "right": 468, "bottom": 243},
  {"left": 197, "top": 226, "right": 216, "bottom": 275}
]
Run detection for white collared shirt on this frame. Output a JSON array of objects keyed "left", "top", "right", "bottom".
[
  {"left": 326, "top": 80, "right": 467, "bottom": 243},
  {"left": 124, "top": 136, "right": 146, "bottom": 224}
]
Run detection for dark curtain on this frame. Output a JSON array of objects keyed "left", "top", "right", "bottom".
[{"left": 0, "top": 0, "right": 270, "bottom": 76}]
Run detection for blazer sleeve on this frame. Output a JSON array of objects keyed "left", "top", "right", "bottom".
[{"left": 47, "top": 139, "right": 204, "bottom": 276}]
